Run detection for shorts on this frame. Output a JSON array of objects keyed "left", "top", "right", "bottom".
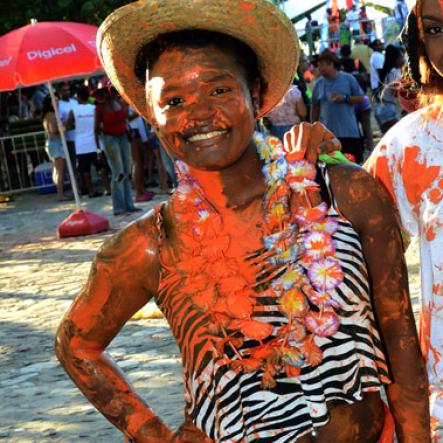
[
  {"left": 46, "top": 138, "right": 65, "bottom": 160},
  {"left": 374, "top": 103, "right": 399, "bottom": 126},
  {"left": 77, "top": 152, "right": 99, "bottom": 174}
]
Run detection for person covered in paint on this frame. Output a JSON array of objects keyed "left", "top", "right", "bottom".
[
  {"left": 55, "top": 1, "right": 430, "bottom": 442},
  {"left": 365, "top": 0, "right": 443, "bottom": 438}
]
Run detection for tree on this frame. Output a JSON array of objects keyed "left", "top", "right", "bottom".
[{"left": 0, "top": 0, "right": 132, "bottom": 34}]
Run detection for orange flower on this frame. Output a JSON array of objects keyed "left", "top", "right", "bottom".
[
  {"left": 218, "top": 275, "right": 248, "bottom": 294},
  {"left": 279, "top": 288, "right": 309, "bottom": 317},
  {"left": 285, "top": 364, "right": 301, "bottom": 377},
  {"left": 226, "top": 293, "right": 254, "bottom": 319},
  {"left": 303, "top": 339, "right": 323, "bottom": 366},
  {"left": 231, "top": 358, "right": 263, "bottom": 372},
  {"left": 229, "top": 319, "right": 274, "bottom": 341},
  {"left": 200, "top": 234, "right": 230, "bottom": 261},
  {"left": 184, "top": 274, "right": 207, "bottom": 293},
  {"left": 261, "top": 371, "right": 277, "bottom": 389},
  {"left": 192, "top": 287, "right": 216, "bottom": 311}
]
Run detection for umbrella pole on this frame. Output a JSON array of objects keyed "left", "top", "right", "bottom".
[{"left": 47, "top": 81, "right": 81, "bottom": 210}]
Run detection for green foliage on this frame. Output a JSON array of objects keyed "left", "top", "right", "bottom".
[
  {"left": 0, "top": 0, "right": 133, "bottom": 34},
  {"left": 365, "top": 2, "right": 393, "bottom": 16}
]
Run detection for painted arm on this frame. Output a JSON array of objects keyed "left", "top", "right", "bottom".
[
  {"left": 54, "top": 215, "right": 175, "bottom": 442},
  {"left": 329, "top": 165, "right": 430, "bottom": 443}
]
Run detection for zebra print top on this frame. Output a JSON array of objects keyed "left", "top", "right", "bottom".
[{"left": 155, "top": 166, "right": 390, "bottom": 442}]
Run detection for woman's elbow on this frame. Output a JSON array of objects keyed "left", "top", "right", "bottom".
[{"left": 54, "top": 323, "right": 71, "bottom": 366}]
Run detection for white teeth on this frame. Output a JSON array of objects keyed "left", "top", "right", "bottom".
[{"left": 187, "top": 130, "right": 226, "bottom": 142}]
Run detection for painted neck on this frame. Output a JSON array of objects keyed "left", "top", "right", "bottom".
[{"left": 188, "top": 139, "right": 266, "bottom": 211}]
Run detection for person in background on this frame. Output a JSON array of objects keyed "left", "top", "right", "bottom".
[
  {"left": 145, "top": 128, "right": 170, "bottom": 193},
  {"left": 352, "top": 36, "right": 373, "bottom": 74},
  {"left": 128, "top": 106, "right": 155, "bottom": 202},
  {"left": 312, "top": 50, "right": 365, "bottom": 163},
  {"left": 346, "top": 5, "right": 361, "bottom": 38},
  {"left": 57, "top": 83, "right": 78, "bottom": 182},
  {"left": 294, "top": 51, "right": 312, "bottom": 111},
  {"left": 327, "top": 8, "right": 340, "bottom": 49},
  {"left": 340, "top": 44, "right": 369, "bottom": 89},
  {"left": 265, "top": 84, "right": 307, "bottom": 141},
  {"left": 305, "top": 13, "right": 315, "bottom": 58},
  {"left": 374, "top": 45, "right": 405, "bottom": 134},
  {"left": 94, "top": 86, "right": 140, "bottom": 216},
  {"left": 67, "top": 87, "right": 109, "bottom": 198},
  {"left": 369, "top": 39, "right": 385, "bottom": 96},
  {"left": 42, "top": 95, "right": 70, "bottom": 201},
  {"left": 360, "top": 6, "right": 373, "bottom": 36},
  {"left": 340, "top": 44, "right": 373, "bottom": 152}
]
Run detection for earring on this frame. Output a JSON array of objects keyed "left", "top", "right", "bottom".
[{"left": 253, "top": 102, "right": 260, "bottom": 117}]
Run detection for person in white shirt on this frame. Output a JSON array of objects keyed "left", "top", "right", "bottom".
[
  {"left": 67, "top": 87, "right": 110, "bottom": 198},
  {"left": 57, "top": 83, "right": 78, "bottom": 177},
  {"left": 369, "top": 39, "right": 385, "bottom": 94},
  {"left": 346, "top": 5, "right": 361, "bottom": 37}
]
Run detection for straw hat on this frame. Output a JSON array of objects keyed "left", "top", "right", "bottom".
[{"left": 97, "top": 0, "right": 299, "bottom": 119}]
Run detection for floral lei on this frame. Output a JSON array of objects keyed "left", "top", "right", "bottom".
[{"left": 172, "top": 133, "right": 344, "bottom": 389}]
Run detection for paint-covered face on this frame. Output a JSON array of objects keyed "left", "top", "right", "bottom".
[
  {"left": 422, "top": 0, "right": 443, "bottom": 77},
  {"left": 146, "top": 46, "right": 259, "bottom": 171}
]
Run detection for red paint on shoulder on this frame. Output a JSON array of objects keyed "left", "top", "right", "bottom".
[
  {"left": 402, "top": 146, "right": 441, "bottom": 207},
  {"left": 367, "top": 155, "right": 396, "bottom": 203}
]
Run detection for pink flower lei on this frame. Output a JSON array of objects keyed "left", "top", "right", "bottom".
[{"left": 173, "top": 133, "right": 344, "bottom": 388}]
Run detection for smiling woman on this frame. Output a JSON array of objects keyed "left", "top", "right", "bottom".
[
  {"left": 139, "top": 31, "right": 261, "bottom": 171},
  {"left": 55, "top": 1, "right": 430, "bottom": 442}
]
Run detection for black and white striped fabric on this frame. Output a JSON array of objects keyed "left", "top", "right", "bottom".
[{"left": 156, "top": 167, "right": 390, "bottom": 443}]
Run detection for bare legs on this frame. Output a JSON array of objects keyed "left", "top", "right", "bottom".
[{"left": 52, "top": 157, "right": 68, "bottom": 200}]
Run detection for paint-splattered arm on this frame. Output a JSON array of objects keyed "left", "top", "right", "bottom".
[
  {"left": 330, "top": 165, "right": 430, "bottom": 443},
  {"left": 55, "top": 215, "right": 174, "bottom": 442}
]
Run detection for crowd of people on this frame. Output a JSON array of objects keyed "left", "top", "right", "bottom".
[
  {"left": 0, "top": 78, "right": 176, "bottom": 214},
  {"left": 304, "top": 0, "right": 409, "bottom": 51},
  {"left": 263, "top": 35, "right": 406, "bottom": 165}
]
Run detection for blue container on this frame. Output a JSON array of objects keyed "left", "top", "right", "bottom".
[{"left": 35, "top": 162, "right": 56, "bottom": 194}]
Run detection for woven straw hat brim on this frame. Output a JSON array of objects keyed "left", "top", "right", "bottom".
[{"left": 97, "top": 0, "right": 299, "bottom": 119}]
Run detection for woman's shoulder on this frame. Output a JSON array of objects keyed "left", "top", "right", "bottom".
[
  {"left": 97, "top": 204, "right": 165, "bottom": 266},
  {"left": 326, "top": 163, "right": 389, "bottom": 229}
]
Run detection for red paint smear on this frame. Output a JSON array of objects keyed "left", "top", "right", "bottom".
[
  {"left": 433, "top": 284, "right": 443, "bottom": 297},
  {"left": 366, "top": 155, "right": 396, "bottom": 203},
  {"left": 429, "top": 188, "right": 443, "bottom": 204},
  {"left": 419, "top": 305, "right": 432, "bottom": 362},
  {"left": 402, "top": 146, "right": 441, "bottom": 208},
  {"left": 426, "top": 225, "right": 436, "bottom": 242},
  {"left": 238, "top": 0, "right": 257, "bottom": 12}
]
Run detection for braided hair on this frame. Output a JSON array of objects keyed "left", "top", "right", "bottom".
[
  {"left": 401, "top": 9, "right": 422, "bottom": 87},
  {"left": 400, "top": 0, "right": 443, "bottom": 108}
]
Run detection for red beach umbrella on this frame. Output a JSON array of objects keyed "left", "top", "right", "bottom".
[
  {"left": 0, "top": 21, "right": 109, "bottom": 238},
  {"left": 0, "top": 21, "right": 102, "bottom": 90}
]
